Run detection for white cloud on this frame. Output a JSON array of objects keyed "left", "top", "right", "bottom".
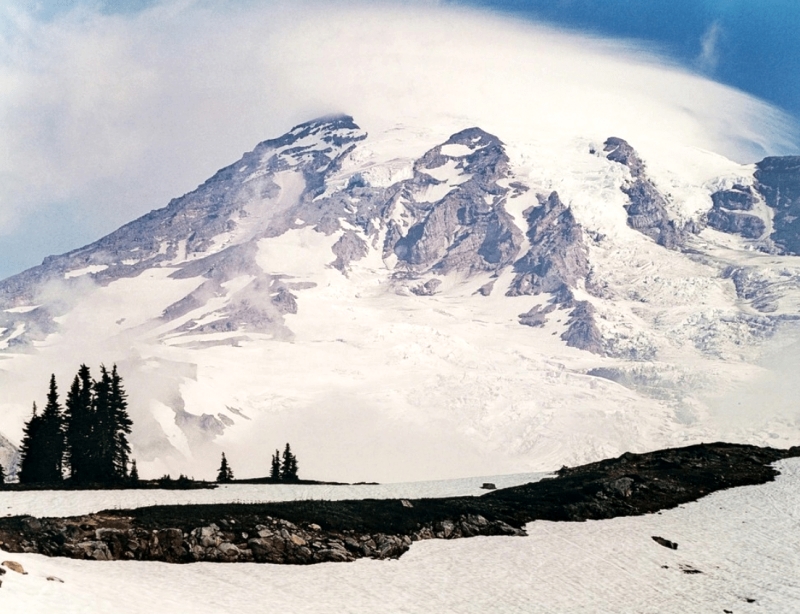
[
  {"left": 697, "top": 20, "right": 722, "bottom": 73},
  {"left": 0, "top": 1, "right": 796, "bottom": 249}
]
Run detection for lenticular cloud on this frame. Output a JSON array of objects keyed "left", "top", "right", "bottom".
[{"left": 0, "top": 0, "right": 795, "bottom": 241}]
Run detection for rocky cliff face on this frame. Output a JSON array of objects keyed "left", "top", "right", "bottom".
[
  {"left": 755, "top": 156, "right": 800, "bottom": 254},
  {"left": 507, "top": 191, "right": 588, "bottom": 296},
  {"left": 707, "top": 185, "right": 766, "bottom": 239},
  {"left": 387, "top": 128, "right": 523, "bottom": 275}
]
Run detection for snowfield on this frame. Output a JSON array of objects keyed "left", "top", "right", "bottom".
[{"left": 1, "top": 458, "right": 798, "bottom": 613}]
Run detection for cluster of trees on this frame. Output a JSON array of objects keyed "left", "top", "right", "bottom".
[
  {"left": 216, "top": 443, "right": 299, "bottom": 483},
  {"left": 271, "top": 443, "right": 299, "bottom": 482},
  {"left": 17, "top": 365, "right": 134, "bottom": 485}
]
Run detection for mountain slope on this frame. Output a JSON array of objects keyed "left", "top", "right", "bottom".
[{"left": 0, "top": 115, "right": 799, "bottom": 482}]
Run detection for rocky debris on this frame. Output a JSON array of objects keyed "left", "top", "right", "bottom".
[
  {"left": 410, "top": 279, "right": 442, "bottom": 296},
  {"left": 0, "top": 512, "right": 521, "bottom": 566},
  {"left": 605, "top": 477, "right": 634, "bottom": 498},
  {"left": 755, "top": 156, "right": 800, "bottom": 254},
  {"left": 680, "top": 565, "right": 703, "bottom": 574},
  {"left": 651, "top": 536, "right": 678, "bottom": 550},
  {"left": 706, "top": 185, "right": 765, "bottom": 239},
  {"left": 2, "top": 561, "right": 26, "bottom": 574},
  {"left": 507, "top": 192, "right": 589, "bottom": 297},
  {"left": 604, "top": 137, "right": 686, "bottom": 249}
]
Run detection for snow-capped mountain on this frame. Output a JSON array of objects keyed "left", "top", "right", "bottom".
[{"left": 1, "top": 115, "right": 799, "bottom": 482}]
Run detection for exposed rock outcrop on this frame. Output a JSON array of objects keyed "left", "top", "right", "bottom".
[
  {"left": 706, "top": 185, "right": 765, "bottom": 239},
  {"left": 755, "top": 156, "right": 800, "bottom": 254},
  {"left": 331, "top": 231, "right": 369, "bottom": 272},
  {"left": 0, "top": 513, "right": 522, "bottom": 565},
  {"left": 389, "top": 128, "right": 523, "bottom": 275},
  {"left": 507, "top": 192, "right": 589, "bottom": 297},
  {"left": 604, "top": 137, "right": 686, "bottom": 249},
  {"left": 560, "top": 298, "right": 605, "bottom": 355}
]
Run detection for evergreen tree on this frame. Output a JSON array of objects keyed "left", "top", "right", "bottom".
[
  {"left": 0, "top": 462, "right": 5, "bottom": 485},
  {"left": 217, "top": 452, "right": 234, "bottom": 483},
  {"left": 18, "top": 375, "right": 66, "bottom": 485},
  {"left": 64, "top": 365, "right": 95, "bottom": 483},
  {"left": 18, "top": 403, "right": 47, "bottom": 484},
  {"left": 38, "top": 374, "right": 64, "bottom": 483},
  {"left": 129, "top": 459, "right": 139, "bottom": 483},
  {"left": 270, "top": 449, "right": 281, "bottom": 481},
  {"left": 280, "top": 443, "right": 299, "bottom": 482},
  {"left": 110, "top": 365, "right": 132, "bottom": 479},
  {"left": 92, "top": 365, "right": 115, "bottom": 481}
]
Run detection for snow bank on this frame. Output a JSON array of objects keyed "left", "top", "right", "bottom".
[{"left": 1, "top": 459, "right": 798, "bottom": 613}]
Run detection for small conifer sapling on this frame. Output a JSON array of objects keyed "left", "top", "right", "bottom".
[{"left": 217, "top": 452, "right": 234, "bottom": 483}]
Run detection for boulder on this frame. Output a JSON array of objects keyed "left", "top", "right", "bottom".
[
  {"left": 651, "top": 536, "right": 678, "bottom": 550},
  {"left": 76, "top": 541, "right": 112, "bottom": 561},
  {"left": 216, "top": 542, "right": 240, "bottom": 560},
  {"left": 605, "top": 477, "right": 634, "bottom": 498},
  {"left": 2, "top": 560, "right": 27, "bottom": 574}
]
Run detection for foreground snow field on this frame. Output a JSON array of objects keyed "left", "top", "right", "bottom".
[
  {"left": 0, "top": 471, "right": 546, "bottom": 518},
  {"left": 1, "top": 459, "right": 798, "bottom": 613}
]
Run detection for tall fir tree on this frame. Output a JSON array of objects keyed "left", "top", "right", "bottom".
[
  {"left": 270, "top": 449, "right": 281, "bottom": 481},
  {"left": 217, "top": 452, "right": 234, "bottom": 483},
  {"left": 0, "top": 461, "right": 5, "bottom": 485},
  {"left": 18, "top": 403, "right": 46, "bottom": 483},
  {"left": 92, "top": 365, "right": 115, "bottom": 481},
  {"left": 110, "top": 365, "right": 132, "bottom": 479},
  {"left": 38, "top": 374, "right": 64, "bottom": 483},
  {"left": 280, "top": 443, "right": 299, "bottom": 482},
  {"left": 64, "top": 365, "right": 95, "bottom": 483},
  {"left": 129, "top": 459, "right": 139, "bottom": 483}
]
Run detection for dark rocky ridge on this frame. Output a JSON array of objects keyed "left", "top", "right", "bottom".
[{"left": 0, "top": 442, "right": 796, "bottom": 565}]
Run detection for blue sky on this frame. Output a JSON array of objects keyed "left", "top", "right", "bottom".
[
  {"left": 0, "top": 0, "right": 798, "bottom": 280},
  {"left": 462, "top": 0, "right": 800, "bottom": 122}
]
